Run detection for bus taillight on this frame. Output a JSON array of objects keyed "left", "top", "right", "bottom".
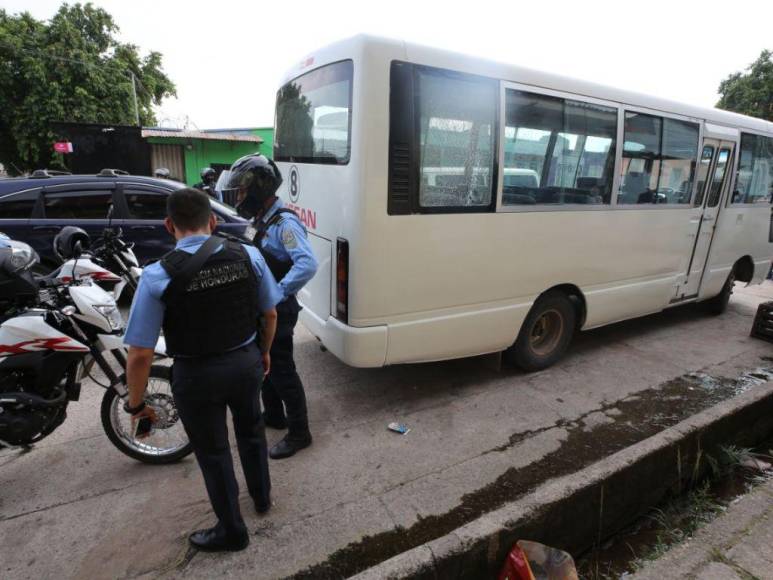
[{"left": 336, "top": 238, "right": 349, "bottom": 323}]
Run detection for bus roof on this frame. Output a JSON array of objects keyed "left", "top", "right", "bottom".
[{"left": 287, "top": 35, "right": 773, "bottom": 137}]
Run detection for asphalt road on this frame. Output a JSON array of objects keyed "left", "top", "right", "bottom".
[{"left": 2, "top": 283, "right": 773, "bottom": 579}]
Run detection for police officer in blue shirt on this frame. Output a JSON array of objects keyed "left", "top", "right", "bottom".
[
  {"left": 124, "top": 188, "right": 282, "bottom": 552},
  {"left": 227, "top": 154, "right": 318, "bottom": 460}
]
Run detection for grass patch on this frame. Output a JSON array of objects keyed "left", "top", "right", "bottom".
[{"left": 578, "top": 444, "right": 773, "bottom": 580}]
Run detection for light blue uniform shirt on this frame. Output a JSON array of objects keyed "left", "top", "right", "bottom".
[
  {"left": 259, "top": 198, "right": 318, "bottom": 301},
  {"left": 124, "top": 235, "right": 283, "bottom": 349}
]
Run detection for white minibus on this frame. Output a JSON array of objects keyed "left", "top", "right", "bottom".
[{"left": 272, "top": 36, "right": 773, "bottom": 370}]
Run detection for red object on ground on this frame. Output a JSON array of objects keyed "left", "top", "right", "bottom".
[
  {"left": 498, "top": 543, "right": 534, "bottom": 580},
  {"left": 53, "top": 141, "right": 74, "bottom": 153},
  {"left": 499, "top": 540, "right": 579, "bottom": 580}
]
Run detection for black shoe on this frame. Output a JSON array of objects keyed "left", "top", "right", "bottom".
[
  {"left": 264, "top": 414, "right": 287, "bottom": 430},
  {"left": 255, "top": 493, "right": 271, "bottom": 515},
  {"left": 269, "top": 433, "right": 312, "bottom": 460},
  {"left": 188, "top": 527, "right": 249, "bottom": 552}
]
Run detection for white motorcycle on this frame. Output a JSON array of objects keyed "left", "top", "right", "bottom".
[
  {"left": 53, "top": 225, "right": 143, "bottom": 302},
  {"left": 0, "top": 238, "right": 192, "bottom": 464}
]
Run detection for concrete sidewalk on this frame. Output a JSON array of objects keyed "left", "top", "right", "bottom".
[
  {"left": 2, "top": 282, "right": 773, "bottom": 580},
  {"left": 631, "top": 476, "right": 773, "bottom": 580}
]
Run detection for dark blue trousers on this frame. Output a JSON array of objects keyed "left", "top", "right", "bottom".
[
  {"left": 261, "top": 297, "right": 310, "bottom": 437},
  {"left": 172, "top": 342, "right": 271, "bottom": 537}
]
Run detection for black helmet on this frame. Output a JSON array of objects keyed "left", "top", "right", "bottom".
[
  {"left": 154, "top": 167, "right": 171, "bottom": 179},
  {"left": 201, "top": 167, "right": 216, "bottom": 181},
  {"left": 53, "top": 226, "right": 91, "bottom": 262},
  {"left": 226, "top": 154, "right": 283, "bottom": 219}
]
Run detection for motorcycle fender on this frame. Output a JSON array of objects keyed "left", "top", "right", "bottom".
[
  {"left": 76, "top": 355, "right": 95, "bottom": 383},
  {"left": 153, "top": 336, "right": 167, "bottom": 357},
  {"left": 112, "top": 279, "right": 127, "bottom": 302},
  {"left": 99, "top": 333, "right": 125, "bottom": 351}
]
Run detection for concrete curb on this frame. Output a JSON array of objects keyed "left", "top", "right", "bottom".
[{"left": 350, "top": 382, "right": 773, "bottom": 580}]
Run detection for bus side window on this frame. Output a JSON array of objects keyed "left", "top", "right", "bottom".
[
  {"left": 694, "top": 146, "right": 715, "bottom": 207},
  {"left": 733, "top": 133, "right": 773, "bottom": 205},
  {"left": 502, "top": 89, "right": 617, "bottom": 207},
  {"left": 619, "top": 113, "right": 699, "bottom": 205},
  {"left": 415, "top": 68, "right": 498, "bottom": 210}
]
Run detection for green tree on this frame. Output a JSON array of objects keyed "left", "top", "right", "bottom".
[
  {"left": 716, "top": 49, "right": 773, "bottom": 122},
  {"left": 275, "top": 82, "right": 314, "bottom": 159},
  {"left": 0, "top": 2, "right": 176, "bottom": 174}
]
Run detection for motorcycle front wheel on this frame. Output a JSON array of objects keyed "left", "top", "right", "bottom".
[{"left": 101, "top": 365, "right": 193, "bottom": 464}]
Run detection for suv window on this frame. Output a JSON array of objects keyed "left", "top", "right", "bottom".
[
  {"left": 125, "top": 191, "right": 167, "bottom": 220},
  {"left": 0, "top": 191, "right": 37, "bottom": 218},
  {"left": 44, "top": 191, "right": 112, "bottom": 219}
]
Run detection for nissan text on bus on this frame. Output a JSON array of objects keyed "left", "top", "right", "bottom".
[{"left": 271, "top": 36, "right": 773, "bottom": 371}]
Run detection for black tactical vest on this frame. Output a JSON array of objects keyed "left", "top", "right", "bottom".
[
  {"left": 160, "top": 239, "right": 260, "bottom": 357},
  {"left": 254, "top": 208, "right": 301, "bottom": 284}
]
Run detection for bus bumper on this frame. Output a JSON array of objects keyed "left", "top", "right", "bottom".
[{"left": 299, "top": 308, "right": 388, "bottom": 368}]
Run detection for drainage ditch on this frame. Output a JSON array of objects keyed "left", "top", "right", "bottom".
[
  {"left": 288, "top": 362, "right": 773, "bottom": 580},
  {"left": 576, "top": 438, "right": 773, "bottom": 579}
]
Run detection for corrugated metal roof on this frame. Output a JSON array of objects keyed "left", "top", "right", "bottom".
[{"left": 141, "top": 129, "right": 263, "bottom": 143}]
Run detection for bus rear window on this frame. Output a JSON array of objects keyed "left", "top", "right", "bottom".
[{"left": 274, "top": 60, "right": 353, "bottom": 165}]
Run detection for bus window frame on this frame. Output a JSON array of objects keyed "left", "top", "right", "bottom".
[
  {"left": 274, "top": 59, "right": 354, "bottom": 166},
  {"left": 496, "top": 80, "right": 622, "bottom": 213},
  {"left": 613, "top": 104, "right": 703, "bottom": 211},
  {"left": 728, "top": 131, "right": 773, "bottom": 207},
  {"left": 495, "top": 86, "right": 704, "bottom": 213},
  {"left": 412, "top": 64, "right": 500, "bottom": 214}
]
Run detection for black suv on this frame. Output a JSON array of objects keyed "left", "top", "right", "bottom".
[{"left": 0, "top": 169, "right": 249, "bottom": 270}]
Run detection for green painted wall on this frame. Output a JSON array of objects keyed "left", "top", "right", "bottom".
[
  {"left": 251, "top": 128, "right": 274, "bottom": 158},
  {"left": 146, "top": 136, "right": 262, "bottom": 186}
]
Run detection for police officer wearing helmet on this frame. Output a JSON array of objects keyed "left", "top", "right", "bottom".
[
  {"left": 195, "top": 167, "right": 221, "bottom": 201},
  {"left": 227, "top": 154, "right": 318, "bottom": 460},
  {"left": 124, "top": 188, "right": 282, "bottom": 552}
]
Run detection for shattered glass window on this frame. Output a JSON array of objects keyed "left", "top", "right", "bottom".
[{"left": 417, "top": 70, "right": 497, "bottom": 208}]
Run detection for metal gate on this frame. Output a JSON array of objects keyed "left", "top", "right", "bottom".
[{"left": 149, "top": 143, "right": 186, "bottom": 182}]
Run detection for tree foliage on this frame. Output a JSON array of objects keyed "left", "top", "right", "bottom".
[
  {"left": 0, "top": 2, "right": 176, "bottom": 173},
  {"left": 717, "top": 50, "right": 773, "bottom": 122},
  {"left": 275, "top": 82, "right": 314, "bottom": 159}
]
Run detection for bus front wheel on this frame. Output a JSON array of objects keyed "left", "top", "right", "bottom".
[{"left": 505, "top": 291, "right": 576, "bottom": 372}]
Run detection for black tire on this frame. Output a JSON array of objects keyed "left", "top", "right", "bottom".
[
  {"left": 504, "top": 291, "right": 577, "bottom": 372},
  {"left": 705, "top": 271, "right": 735, "bottom": 315},
  {"left": 100, "top": 365, "right": 193, "bottom": 464}
]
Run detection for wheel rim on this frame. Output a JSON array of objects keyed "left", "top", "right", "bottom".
[
  {"left": 109, "top": 373, "right": 189, "bottom": 458},
  {"left": 529, "top": 309, "right": 564, "bottom": 357}
]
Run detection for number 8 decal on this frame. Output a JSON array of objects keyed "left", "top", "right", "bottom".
[{"left": 289, "top": 165, "right": 300, "bottom": 202}]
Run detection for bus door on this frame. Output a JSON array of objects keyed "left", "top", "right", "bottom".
[{"left": 681, "top": 138, "right": 735, "bottom": 297}]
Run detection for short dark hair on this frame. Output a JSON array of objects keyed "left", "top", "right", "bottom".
[{"left": 167, "top": 188, "right": 212, "bottom": 231}]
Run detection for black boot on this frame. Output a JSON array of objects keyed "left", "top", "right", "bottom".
[
  {"left": 188, "top": 526, "right": 249, "bottom": 552},
  {"left": 269, "top": 431, "right": 312, "bottom": 460}
]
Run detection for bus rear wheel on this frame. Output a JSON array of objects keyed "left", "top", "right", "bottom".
[{"left": 505, "top": 291, "right": 576, "bottom": 372}]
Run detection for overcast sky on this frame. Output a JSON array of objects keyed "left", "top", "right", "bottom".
[{"left": 6, "top": 0, "right": 772, "bottom": 129}]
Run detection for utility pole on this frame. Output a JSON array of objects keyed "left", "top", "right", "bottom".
[{"left": 130, "top": 72, "right": 140, "bottom": 126}]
